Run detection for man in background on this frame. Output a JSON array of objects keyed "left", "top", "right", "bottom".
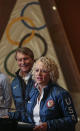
[
  {"left": 0, "top": 71, "right": 12, "bottom": 117},
  {"left": 11, "top": 47, "right": 34, "bottom": 112}
]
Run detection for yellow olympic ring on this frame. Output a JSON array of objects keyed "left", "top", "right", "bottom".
[{"left": 6, "top": 16, "right": 35, "bottom": 45}]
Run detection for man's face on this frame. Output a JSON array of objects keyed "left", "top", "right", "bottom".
[{"left": 16, "top": 52, "right": 34, "bottom": 74}]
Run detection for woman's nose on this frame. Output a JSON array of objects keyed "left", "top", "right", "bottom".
[{"left": 38, "top": 70, "right": 41, "bottom": 75}]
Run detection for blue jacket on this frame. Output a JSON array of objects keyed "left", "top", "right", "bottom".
[
  {"left": 9, "top": 81, "right": 77, "bottom": 131},
  {"left": 25, "top": 82, "right": 77, "bottom": 131},
  {"left": 11, "top": 70, "right": 34, "bottom": 112}
]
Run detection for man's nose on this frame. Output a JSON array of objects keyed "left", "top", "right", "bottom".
[{"left": 21, "top": 59, "right": 25, "bottom": 63}]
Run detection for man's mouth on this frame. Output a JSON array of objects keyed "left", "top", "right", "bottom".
[{"left": 21, "top": 64, "right": 29, "bottom": 67}]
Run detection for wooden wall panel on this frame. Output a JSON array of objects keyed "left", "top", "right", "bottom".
[
  {"left": 0, "top": 0, "right": 16, "bottom": 39},
  {"left": 55, "top": 0, "right": 80, "bottom": 73},
  {"left": 39, "top": 0, "right": 80, "bottom": 92}
]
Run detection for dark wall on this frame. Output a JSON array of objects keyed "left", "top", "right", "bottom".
[
  {"left": 55, "top": 0, "right": 80, "bottom": 73},
  {"left": 39, "top": 0, "right": 80, "bottom": 91},
  {"left": 0, "top": 0, "right": 16, "bottom": 39}
]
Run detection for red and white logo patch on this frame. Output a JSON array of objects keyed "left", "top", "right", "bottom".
[{"left": 47, "top": 100, "right": 55, "bottom": 108}]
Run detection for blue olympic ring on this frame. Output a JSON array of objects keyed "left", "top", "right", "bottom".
[{"left": 20, "top": 1, "right": 46, "bottom": 30}]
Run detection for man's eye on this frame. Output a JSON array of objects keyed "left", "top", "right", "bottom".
[
  {"left": 24, "top": 58, "right": 28, "bottom": 60},
  {"left": 17, "top": 58, "right": 28, "bottom": 61}
]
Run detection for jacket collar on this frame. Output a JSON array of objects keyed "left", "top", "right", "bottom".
[
  {"left": 15, "top": 69, "right": 31, "bottom": 78},
  {"left": 15, "top": 69, "right": 20, "bottom": 76},
  {"left": 34, "top": 80, "right": 53, "bottom": 94}
]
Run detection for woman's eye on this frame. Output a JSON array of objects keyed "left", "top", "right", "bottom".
[
  {"left": 35, "top": 69, "right": 39, "bottom": 72},
  {"left": 35, "top": 69, "right": 48, "bottom": 73},
  {"left": 42, "top": 70, "right": 48, "bottom": 73}
]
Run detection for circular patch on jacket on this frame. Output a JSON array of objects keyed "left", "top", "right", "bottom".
[{"left": 46, "top": 100, "right": 54, "bottom": 108}]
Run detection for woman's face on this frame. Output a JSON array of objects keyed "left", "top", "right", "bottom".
[{"left": 34, "top": 61, "right": 50, "bottom": 86}]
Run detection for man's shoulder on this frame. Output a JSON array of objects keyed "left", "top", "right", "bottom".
[
  {"left": 0, "top": 72, "right": 9, "bottom": 81},
  {"left": 11, "top": 76, "right": 19, "bottom": 85}
]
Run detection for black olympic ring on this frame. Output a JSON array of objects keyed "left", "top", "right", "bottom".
[{"left": 19, "top": 33, "right": 48, "bottom": 57}]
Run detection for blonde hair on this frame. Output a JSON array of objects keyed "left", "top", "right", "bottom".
[{"left": 32, "top": 56, "right": 59, "bottom": 83}]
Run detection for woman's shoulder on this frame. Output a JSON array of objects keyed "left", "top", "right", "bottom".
[{"left": 51, "top": 83, "right": 69, "bottom": 96}]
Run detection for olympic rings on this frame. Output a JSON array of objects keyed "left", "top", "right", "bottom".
[
  {"left": 6, "top": 16, "right": 35, "bottom": 45},
  {"left": 21, "top": 1, "right": 46, "bottom": 30},
  {"left": 4, "top": 2, "right": 47, "bottom": 77}
]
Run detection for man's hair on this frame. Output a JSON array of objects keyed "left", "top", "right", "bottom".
[{"left": 15, "top": 47, "right": 34, "bottom": 60}]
